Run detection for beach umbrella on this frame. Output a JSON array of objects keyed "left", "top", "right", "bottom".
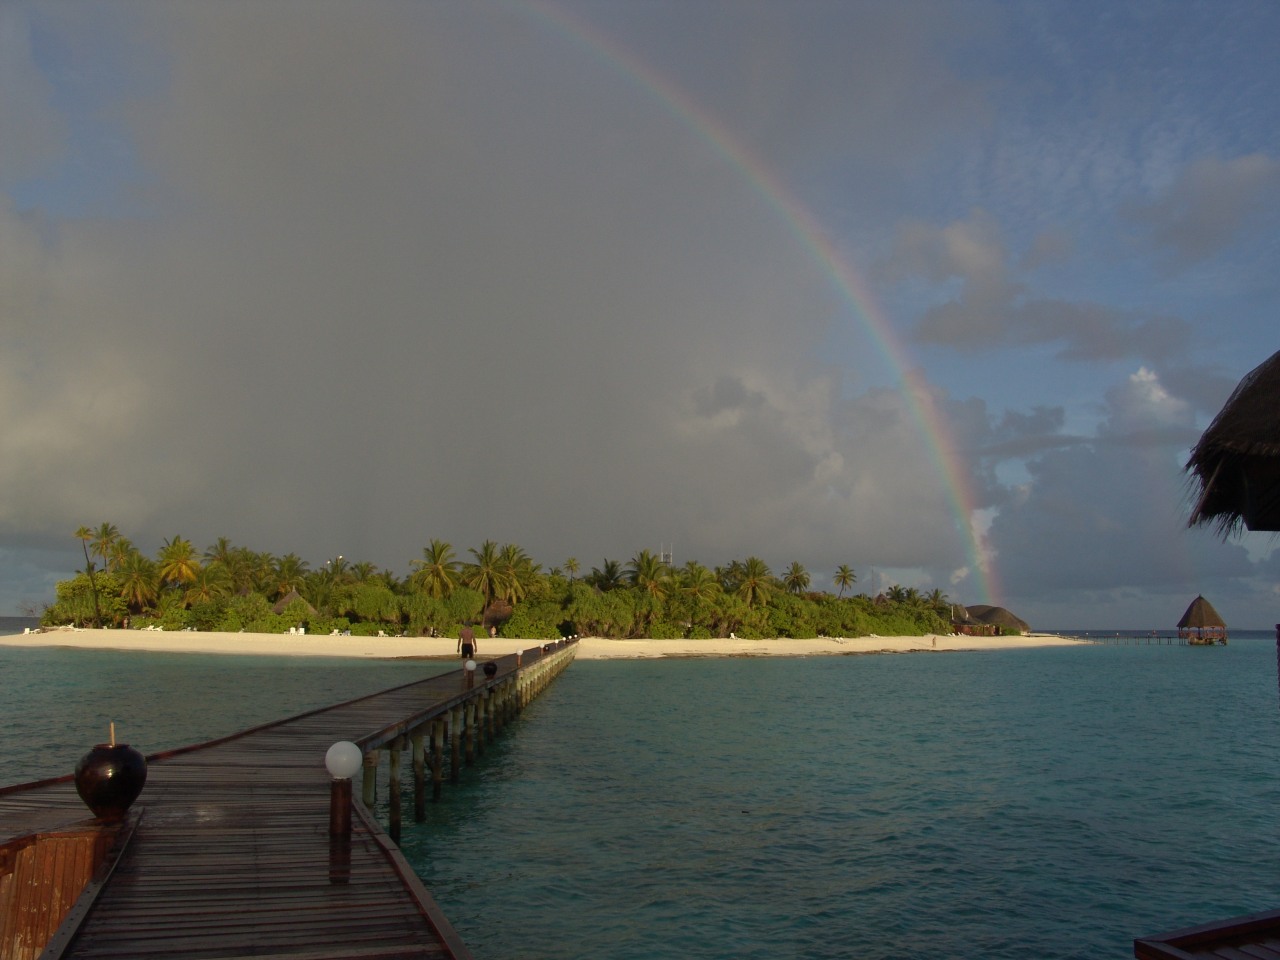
[{"left": 1187, "top": 349, "right": 1280, "bottom": 535}]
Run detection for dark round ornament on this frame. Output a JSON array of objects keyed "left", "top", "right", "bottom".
[
  {"left": 74, "top": 743, "right": 148, "bottom": 820},
  {"left": 483, "top": 661, "right": 498, "bottom": 678}
]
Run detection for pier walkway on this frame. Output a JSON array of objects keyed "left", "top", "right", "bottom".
[{"left": 0, "top": 641, "right": 577, "bottom": 960}]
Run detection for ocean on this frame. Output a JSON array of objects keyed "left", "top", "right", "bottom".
[
  {"left": 4, "top": 627, "right": 1280, "bottom": 958},
  {"left": 0, "top": 636, "right": 453, "bottom": 785}
]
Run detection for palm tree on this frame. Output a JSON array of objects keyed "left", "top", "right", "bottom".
[
  {"left": 350, "top": 561, "right": 379, "bottom": 583},
  {"left": 589, "top": 558, "right": 624, "bottom": 592},
  {"left": 203, "top": 536, "right": 236, "bottom": 570},
  {"left": 679, "top": 561, "right": 722, "bottom": 602},
  {"left": 783, "top": 561, "right": 810, "bottom": 595},
  {"left": 74, "top": 525, "right": 103, "bottom": 627},
  {"left": 90, "top": 523, "right": 120, "bottom": 569},
  {"left": 497, "top": 543, "right": 539, "bottom": 603},
  {"left": 157, "top": 536, "right": 200, "bottom": 589},
  {"left": 461, "top": 540, "right": 504, "bottom": 609},
  {"left": 221, "top": 546, "right": 260, "bottom": 594},
  {"left": 679, "top": 561, "right": 722, "bottom": 629},
  {"left": 269, "top": 553, "right": 311, "bottom": 599},
  {"left": 564, "top": 557, "right": 580, "bottom": 581},
  {"left": 184, "top": 563, "right": 232, "bottom": 606},
  {"left": 885, "top": 584, "right": 908, "bottom": 604},
  {"left": 248, "top": 551, "right": 277, "bottom": 594},
  {"left": 717, "top": 559, "right": 746, "bottom": 594},
  {"left": 627, "top": 549, "right": 671, "bottom": 602},
  {"left": 326, "top": 556, "right": 351, "bottom": 582},
  {"left": 305, "top": 567, "right": 338, "bottom": 614},
  {"left": 117, "top": 552, "right": 158, "bottom": 612},
  {"left": 107, "top": 536, "right": 135, "bottom": 574},
  {"left": 735, "top": 556, "right": 776, "bottom": 609},
  {"left": 833, "top": 564, "right": 856, "bottom": 598}
]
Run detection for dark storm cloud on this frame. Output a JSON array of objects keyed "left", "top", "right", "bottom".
[{"left": 0, "top": 2, "right": 990, "bottom": 602}]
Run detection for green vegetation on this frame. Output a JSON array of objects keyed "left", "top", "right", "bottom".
[{"left": 42, "top": 525, "right": 956, "bottom": 640}]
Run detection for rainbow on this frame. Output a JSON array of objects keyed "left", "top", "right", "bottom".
[{"left": 519, "top": 1, "right": 998, "bottom": 605}]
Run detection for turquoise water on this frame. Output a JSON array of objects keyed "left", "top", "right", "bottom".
[
  {"left": 5, "top": 636, "right": 1280, "bottom": 958},
  {"left": 390, "top": 639, "right": 1280, "bottom": 959},
  {"left": 0, "top": 645, "right": 449, "bottom": 785}
]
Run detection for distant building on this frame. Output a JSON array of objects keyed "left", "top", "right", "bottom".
[
  {"left": 1176, "top": 595, "right": 1227, "bottom": 644},
  {"left": 966, "top": 605, "right": 1030, "bottom": 636}
]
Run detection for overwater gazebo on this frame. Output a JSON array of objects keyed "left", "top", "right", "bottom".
[
  {"left": 1175, "top": 594, "right": 1227, "bottom": 645},
  {"left": 1186, "top": 349, "right": 1280, "bottom": 535}
]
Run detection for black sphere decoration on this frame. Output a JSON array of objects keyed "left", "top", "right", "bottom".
[
  {"left": 75, "top": 742, "right": 148, "bottom": 820},
  {"left": 483, "top": 661, "right": 498, "bottom": 678}
]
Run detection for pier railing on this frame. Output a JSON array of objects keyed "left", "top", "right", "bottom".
[{"left": 356, "top": 640, "right": 578, "bottom": 843}]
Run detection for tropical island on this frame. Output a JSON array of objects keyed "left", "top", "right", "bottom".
[{"left": 32, "top": 523, "right": 1025, "bottom": 642}]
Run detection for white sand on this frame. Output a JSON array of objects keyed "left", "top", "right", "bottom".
[{"left": 0, "top": 627, "right": 1086, "bottom": 660}]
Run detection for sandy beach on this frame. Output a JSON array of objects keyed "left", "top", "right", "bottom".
[{"left": 0, "top": 627, "right": 1086, "bottom": 659}]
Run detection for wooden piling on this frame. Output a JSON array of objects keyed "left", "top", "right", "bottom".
[
  {"left": 449, "top": 706, "right": 461, "bottom": 783},
  {"left": 388, "top": 737, "right": 402, "bottom": 844},
  {"left": 362, "top": 749, "right": 378, "bottom": 806},
  {"left": 464, "top": 701, "right": 476, "bottom": 764},
  {"left": 412, "top": 731, "right": 426, "bottom": 822},
  {"left": 431, "top": 718, "right": 445, "bottom": 802}
]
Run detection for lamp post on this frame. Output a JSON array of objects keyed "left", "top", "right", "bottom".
[
  {"left": 325, "top": 740, "right": 362, "bottom": 837},
  {"left": 326, "top": 740, "right": 361, "bottom": 884},
  {"left": 465, "top": 658, "right": 477, "bottom": 688}
]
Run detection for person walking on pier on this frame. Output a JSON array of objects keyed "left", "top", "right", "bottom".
[{"left": 458, "top": 625, "right": 476, "bottom": 659}]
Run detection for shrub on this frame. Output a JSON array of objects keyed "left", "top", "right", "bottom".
[
  {"left": 501, "top": 607, "right": 560, "bottom": 640},
  {"left": 647, "top": 620, "right": 685, "bottom": 639},
  {"left": 43, "top": 572, "right": 128, "bottom": 627}
]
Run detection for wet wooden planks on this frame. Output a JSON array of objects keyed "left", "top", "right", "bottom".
[
  {"left": 1, "top": 642, "right": 578, "bottom": 960},
  {"left": 1135, "top": 907, "right": 1280, "bottom": 960}
]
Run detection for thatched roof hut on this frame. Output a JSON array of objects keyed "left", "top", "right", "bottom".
[
  {"left": 1187, "top": 349, "right": 1280, "bottom": 535},
  {"left": 481, "top": 599, "right": 513, "bottom": 632},
  {"left": 272, "top": 589, "right": 316, "bottom": 617},
  {"left": 966, "top": 605, "right": 1030, "bottom": 635},
  {"left": 950, "top": 604, "right": 996, "bottom": 636},
  {"left": 1177, "top": 594, "right": 1227, "bottom": 644}
]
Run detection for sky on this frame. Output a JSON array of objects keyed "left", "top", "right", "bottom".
[{"left": 2, "top": 0, "right": 1279, "bottom": 630}]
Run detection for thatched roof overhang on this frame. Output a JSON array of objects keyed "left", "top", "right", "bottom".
[{"left": 1187, "top": 349, "right": 1280, "bottom": 534}]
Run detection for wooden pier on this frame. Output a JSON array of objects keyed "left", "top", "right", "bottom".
[
  {"left": 0, "top": 641, "right": 577, "bottom": 960},
  {"left": 1080, "top": 633, "right": 1200, "bottom": 646}
]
